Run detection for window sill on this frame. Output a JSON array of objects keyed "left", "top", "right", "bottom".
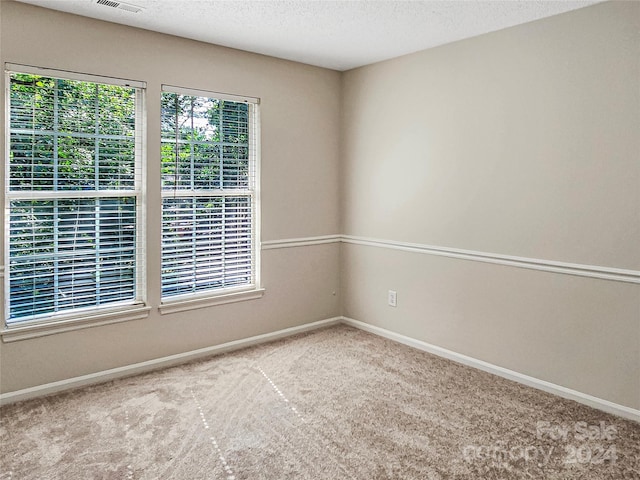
[
  {"left": 1, "top": 305, "right": 151, "bottom": 343},
  {"left": 158, "top": 287, "right": 265, "bottom": 315}
]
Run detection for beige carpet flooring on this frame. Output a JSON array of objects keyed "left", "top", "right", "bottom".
[{"left": 1, "top": 325, "right": 639, "bottom": 479}]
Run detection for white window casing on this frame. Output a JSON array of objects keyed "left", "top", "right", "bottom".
[
  {"left": 2, "top": 64, "right": 148, "bottom": 337},
  {"left": 159, "top": 85, "right": 261, "bottom": 313}
]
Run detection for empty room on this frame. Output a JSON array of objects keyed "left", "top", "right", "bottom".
[{"left": 0, "top": 0, "right": 638, "bottom": 478}]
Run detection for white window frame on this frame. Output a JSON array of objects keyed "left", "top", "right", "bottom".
[
  {"left": 1, "top": 64, "right": 149, "bottom": 342},
  {"left": 158, "top": 85, "right": 262, "bottom": 315}
]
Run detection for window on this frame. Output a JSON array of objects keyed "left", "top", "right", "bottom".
[
  {"left": 4, "top": 65, "right": 145, "bottom": 327},
  {"left": 160, "top": 86, "right": 259, "bottom": 305}
]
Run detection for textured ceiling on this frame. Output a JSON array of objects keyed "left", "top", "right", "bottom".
[{"left": 15, "top": 0, "right": 603, "bottom": 71}]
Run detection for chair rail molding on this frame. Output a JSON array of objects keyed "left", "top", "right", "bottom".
[
  {"left": 261, "top": 234, "right": 640, "bottom": 284},
  {"left": 341, "top": 235, "right": 640, "bottom": 284}
]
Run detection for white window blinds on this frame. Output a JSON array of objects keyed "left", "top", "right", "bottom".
[
  {"left": 5, "top": 66, "right": 145, "bottom": 325},
  {"left": 160, "top": 86, "right": 259, "bottom": 300}
]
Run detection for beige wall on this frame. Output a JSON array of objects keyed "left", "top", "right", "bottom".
[
  {"left": 341, "top": 1, "right": 640, "bottom": 409},
  {"left": 0, "top": 1, "right": 341, "bottom": 392}
]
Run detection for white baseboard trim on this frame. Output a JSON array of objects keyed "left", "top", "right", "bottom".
[
  {"left": 0, "top": 317, "right": 341, "bottom": 406},
  {"left": 341, "top": 317, "right": 640, "bottom": 423},
  {"left": 3, "top": 315, "right": 638, "bottom": 424}
]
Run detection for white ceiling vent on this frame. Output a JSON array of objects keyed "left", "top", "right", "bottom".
[{"left": 95, "top": 0, "right": 144, "bottom": 14}]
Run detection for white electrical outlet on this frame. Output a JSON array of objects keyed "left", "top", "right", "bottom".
[{"left": 388, "top": 290, "right": 397, "bottom": 307}]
